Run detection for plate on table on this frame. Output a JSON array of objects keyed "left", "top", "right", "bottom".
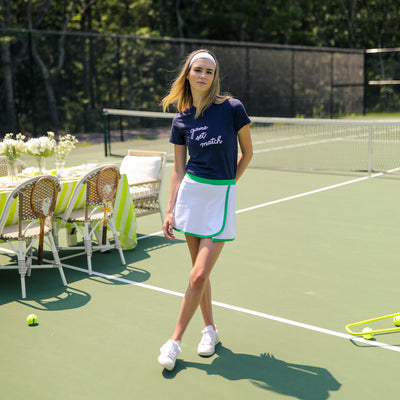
[{"left": 0, "top": 181, "right": 18, "bottom": 191}]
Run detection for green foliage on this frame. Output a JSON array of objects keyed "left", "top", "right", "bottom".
[
  {"left": 2, "top": 0, "right": 399, "bottom": 48},
  {"left": 1, "top": 0, "right": 399, "bottom": 134}
]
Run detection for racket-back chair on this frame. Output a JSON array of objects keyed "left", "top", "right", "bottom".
[
  {"left": 54, "top": 165, "right": 125, "bottom": 275},
  {"left": 0, "top": 156, "right": 28, "bottom": 177},
  {"left": 0, "top": 175, "right": 67, "bottom": 299},
  {"left": 120, "top": 150, "right": 167, "bottom": 223}
]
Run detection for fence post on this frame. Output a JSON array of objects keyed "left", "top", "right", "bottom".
[
  {"left": 291, "top": 51, "right": 295, "bottom": 117},
  {"left": 330, "top": 53, "right": 334, "bottom": 118},
  {"left": 116, "top": 37, "right": 124, "bottom": 142},
  {"left": 367, "top": 124, "right": 373, "bottom": 176},
  {"left": 363, "top": 49, "right": 367, "bottom": 116},
  {"left": 103, "top": 110, "right": 108, "bottom": 157},
  {"left": 28, "top": 31, "right": 37, "bottom": 137}
]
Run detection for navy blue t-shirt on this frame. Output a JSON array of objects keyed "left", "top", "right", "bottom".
[{"left": 169, "top": 98, "right": 251, "bottom": 180}]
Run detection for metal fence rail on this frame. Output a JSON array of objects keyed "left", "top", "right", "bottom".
[{"left": 1, "top": 29, "right": 365, "bottom": 135}]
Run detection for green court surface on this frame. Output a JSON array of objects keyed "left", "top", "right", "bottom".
[{"left": 1, "top": 130, "right": 400, "bottom": 400}]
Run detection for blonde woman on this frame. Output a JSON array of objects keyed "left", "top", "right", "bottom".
[{"left": 158, "top": 49, "right": 253, "bottom": 371}]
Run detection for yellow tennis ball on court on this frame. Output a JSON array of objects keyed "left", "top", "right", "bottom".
[
  {"left": 393, "top": 315, "right": 400, "bottom": 327},
  {"left": 362, "top": 327, "right": 373, "bottom": 340},
  {"left": 27, "top": 314, "right": 38, "bottom": 326}
]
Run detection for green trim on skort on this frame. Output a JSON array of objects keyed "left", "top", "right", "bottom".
[
  {"left": 173, "top": 180, "right": 234, "bottom": 241},
  {"left": 186, "top": 173, "right": 236, "bottom": 186}
]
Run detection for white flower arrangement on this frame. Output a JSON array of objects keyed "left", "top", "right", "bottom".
[
  {"left": 26, "top": 131, "right": 57, "bottom": 172},
  {"left": 26, "top": 131, "right": 57, "bottom": 159},
  {"left": 0, "top": 133, "right": 27, "bottom": 164},
  {"left": 55, "top": 133, "right": 78, "bottom": 161}
]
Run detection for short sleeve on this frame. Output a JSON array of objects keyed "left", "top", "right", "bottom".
[
  {"left": 231, "top": 99, "right": 251, "bottom": 132},
  {"left": 169, "top": 116, "right": 187, "bottom": 145}
]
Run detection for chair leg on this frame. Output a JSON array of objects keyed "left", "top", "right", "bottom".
[
  {"left": 53, "top": 220, "right": 59, "bottom": 248},
  {"left": 20, "top": 273, "right": 27, "bottom": 299},
  {"left": 58, "top": 264, "right": 67, "bottom": 286},
  {"left": 84, "top": 222, "right": 93, "bottom": 275},
  {"left": 15, "top": 239, "right": 28, "bottom": 299},
  {"left": 26, "top": 238, "right": 33, "bottom": 277},
  {"left": 48, "top": 233, "right": 67, "bottom": 286},
  {"left": 108, "top": 219, "right": 126, "bottom": 265},
  {"left": 86, "top": 253, "right": 93, "bottom": 275},
  {"left": 118, "top": 246, "right": 126, "bottom": 265},
  {"left": 18, "top": 258, "right": 28, "bottom": 299}
]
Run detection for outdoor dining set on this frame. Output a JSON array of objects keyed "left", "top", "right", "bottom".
[{"left": 0, "top": 148, "right": 166, "bottom": 299}]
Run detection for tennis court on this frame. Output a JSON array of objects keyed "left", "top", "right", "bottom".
[{"left": 1, "top": 119, "right": 400, "bottom": 399}]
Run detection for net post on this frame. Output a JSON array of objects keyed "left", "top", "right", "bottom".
[
  {"left": 102, "top": 109, "right": 108, "bottom": 157},
  {"left": 363, "top": 50, "right": 367, "bottom": 116},
  {"left": 367, "top": 124, "right": 373, "bottom": 176},
  {"left": 330, "top": 53, "right": 334, "bottom": 118}
]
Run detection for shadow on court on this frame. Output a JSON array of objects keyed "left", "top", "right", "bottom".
[
  {"left": 0, "top": 264, "right": 92, "bottom": 309},
  {"left": 163, "top": 345, "right": 341, "bottom": 400},
  {"left": 0, "top": 235, "right": 183, "bottom": 306},
  {"left": 17, "top": 286, "right": 92, "bottom": 311}
]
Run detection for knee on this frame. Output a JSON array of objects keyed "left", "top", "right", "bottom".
[{"left": 189, "top": 269, "right": 208, "bottom": 290}]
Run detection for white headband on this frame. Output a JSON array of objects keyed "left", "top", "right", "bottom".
[{"left": 189, "top": 52, "right": 216, "bottom": 68}]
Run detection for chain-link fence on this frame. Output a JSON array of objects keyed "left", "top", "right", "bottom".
[{"left": 1, "top": 29, "right": 367, "bottom": 136}]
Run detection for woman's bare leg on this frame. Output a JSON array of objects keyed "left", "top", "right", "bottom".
[
  {"left": 185, "top": 235, "right": 217, "bottom": 329},
  {"left": 199, "top": 279, "right": 214, "bottom": 327},
  {"left": 171, "top": 236, "right": 224, "bottom": 342}
]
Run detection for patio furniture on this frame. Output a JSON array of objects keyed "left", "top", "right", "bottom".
[
  {"left": 0, "top": 175, "right": 67, "bottom": 299},
  {"left": 1, "top": 169, "right": 137, "bottom": 251},
  {"left": 0, "top": 156, "right": 28, "bottom": 176},
  {"left": 54, "top": 165, "right": 126, "bottom": 275},
  {"left": 120, "top": 150, "right": 167, "bottom": 222}
]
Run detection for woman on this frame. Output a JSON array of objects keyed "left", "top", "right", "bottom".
[{"left": 158, "top": 49, "right": 253, "bottom": 371}]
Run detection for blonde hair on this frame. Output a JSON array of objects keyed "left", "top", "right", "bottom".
[{"left": 162, "top": 49, "right": 231, "bottom": 119}]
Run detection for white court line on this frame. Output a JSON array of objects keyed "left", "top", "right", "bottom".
[
  {"left": 137, "top": 231, "right": 163, "bottom": 240},
  {"left": 2, "top": 169, "right": 400, "bottom": 352},
  {"left": 237, "top": 174, "right": 374, "bottom": 213},
  {"left": 61, "top": 262, "right": 400, "bottom": 353},
  {"left": 138, "top": 173, "right": 376, "bottom": 239},
  {"left": 125, "top": 166, "right": 400, "bottom": 353},
  {"left": 238, "top": 166, "right": 400, "bottom": 214}
]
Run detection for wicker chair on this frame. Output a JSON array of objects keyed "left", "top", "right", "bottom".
[
  {"left": 0, "top": 175, "right": 67, "bottom": 299},
  {"left": 0, "top": 156, "right": 28, "bottom": 177},
  {"left": 54, "top": 165, "right": 126, "bottom": 275},
  {"left": 120, "top": 150, "right": 167, "bottom": 222}
]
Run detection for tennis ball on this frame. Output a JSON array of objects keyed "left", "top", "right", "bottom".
[
  {"left": 362, "top": 327, "right": 374, "bottom": 340},
  {"left": 393, "top": 315, "right": 400, "bottom": 327},
  {"left": 27, "top": 314, "right": 38, "bottom": 326}
]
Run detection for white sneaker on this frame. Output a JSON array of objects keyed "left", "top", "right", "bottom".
[
  {"left": 197, "top": 325, "right": 219, "bottom": 356},
  {"left": 158, "top": 340, "right": 182, "bottom": 370}
]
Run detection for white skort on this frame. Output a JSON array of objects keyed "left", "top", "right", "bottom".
[{"left": 173, "top": 173, "right": 236, "bottom": 242}]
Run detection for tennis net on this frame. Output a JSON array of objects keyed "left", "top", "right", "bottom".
[
  {"left": 250, "top": 117, "right": 400, "bottom": 174},
  {"left": 103, "top": 109, "right": 400, "bottom": 175}
]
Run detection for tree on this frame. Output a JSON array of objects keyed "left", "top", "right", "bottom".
[
  {"left": 1, "top": 0, "right": 399, "bottom": 134},
  {"left": 27, "top": 0, "right": 78, "bottom": 128},
  {"left": 0, "top": 0, "right": 17, "bottom": 129}
]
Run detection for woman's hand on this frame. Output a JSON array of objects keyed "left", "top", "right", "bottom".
[
  {"left": 163, "top": 144, "right": 186, "bottom": 240},
  {"left": 163, "top": 212, "right": 176, "bottom": 240}
]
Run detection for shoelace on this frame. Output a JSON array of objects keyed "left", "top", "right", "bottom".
[
  {"left": 165, "top": 341, "right": 182, "bottom": 358},
  {"left": 200, "top": 328, "right": 215, "bottom": 345}
]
